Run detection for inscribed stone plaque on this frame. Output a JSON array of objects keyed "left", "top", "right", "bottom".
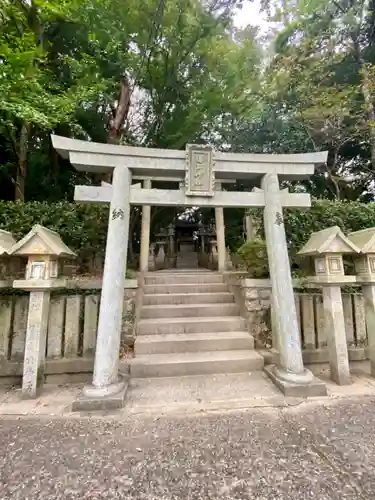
[{"left": 185, "top": 144, "right": 214, "bottom": 197}]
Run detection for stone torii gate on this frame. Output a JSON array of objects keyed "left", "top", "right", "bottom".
[{"left": 52, "top": 135, "right": 328, "bottom": 408}]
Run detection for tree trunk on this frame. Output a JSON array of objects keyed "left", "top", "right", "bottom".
[
  {"left": 361, "top": 65, "right": 375, "bottom": 172},
  {"left": 326, "top": 148, "right": 341, "bottom": 200},
  {"left": 108, "top": 75, "right": 132, "bottom": 145},
  {"left": 128, "top": 208, "right": 140, "bottom": 265},
  {"left": 103, "top": 75, "right": 132, "bottom": 184},
  {"left": 15, "top": 124, "right": 30, "bottom": 201}
]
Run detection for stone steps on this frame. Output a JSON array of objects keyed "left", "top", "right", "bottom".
[
  {"left": 135, "top": 332, "right": 254, "bottom": 355},
  {"left": 143, "top": 292, "right": 234, "bottom": 306},
  {"left": 131, "top": 350, "right": 264, "bottom": 378},
  {"left": 143, "top": 283, "right": 228, "bottom": 295},
  {"left": 137, "top": 316, "right": 246, "bottom": 335},
  {"left": 176, "top": 256, "right": 198, "bottom": 268},
  {"left": 140, "top": 302, "right": 240, "bottom": 319},
  {"left": 133, "top": 271, "right": 264, "bottom": 378},
  {"left": 145, "top": 273, "right": 223, "bottom": 285}
]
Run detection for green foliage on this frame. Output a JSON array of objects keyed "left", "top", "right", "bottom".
[
  {"left": 245, "top": 200, "right": 375, "bottom": 263},
  {"left": 215, "top": 0, "right": 375, "bottom": 202},
  {"left": 0, "top": 0, "right": 261, "bottom": 201},
  {"left": 0, "top": 201, "right": 109, "bottom": 269},
  {"left": 234, "top": 199, "right": 375, "bottom": 271},
  {"left": 236, "top": 239, "right": 269, "bottom": 278},
  {"left": 2, "top": 199, "right": 375, "bottom": 274}
]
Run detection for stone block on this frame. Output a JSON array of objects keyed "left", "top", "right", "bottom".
[
  {"left": 259, "top": 289, "right": 271, "bottom": 300},
  {"left": 246, "top": 300, "right": 262, "bottom": 312},
  {"left": 72, "top": 379, "right": 128, "bottom": 412},
  {"left": 264, "top": 364, "right": 327, "bottom": 397},
  {"left": 300, "top": 294, "right": 315, "bottom": 350},
  {"left": 353, "top": 294, "right": 366, "bottom": 346},
  {"left": 0, "top": 296, "right": 12, "bottom": 359},
  {"left": 47, "top": 296, "right": 65, "bottom": 358},
  {"left": 11, "top": 295, "right": 29, "bottom": 360},
  {"left": 121, "top": 291, "right": 135, "bottom": 344},
  {"left": 45, "top": 357, "right": 94, "bottom": 374},
  {"left": 315, "top": 295, "right": 327, "bottom": 348},
  {"left": 64, "top": 295, "right": 81, "bottom": 357},
  {"left": 245, "top": 288, "right": 259, "bottom": 300},
  {"left": 342, "top": 294, "right": 354, "bottom": 345},
  {"left": 0, "top": 357, "right": 94, "bottom": 379},
  {"left": 347, "top": 346, "right": 367, "bottom": 361},
  {"left": 46, "top": 373, "right": 92, "bottom": 384},
  {"left": 257, "top": 349, "right": 275, "bottom": 365},
  {"left": 302, "top": 349, "right": 329, "bottom": 364},
  {"left": 83, "top": 294, "right": 99, "bottom": 355},
  {"left": 260, "top": 299, "right": 271, "bottom": 308}
]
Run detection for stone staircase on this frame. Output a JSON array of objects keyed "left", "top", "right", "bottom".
[
  {"left": 131, "top": 271, "right": 264, "bottom": 378},
  {"left": 176, "top": 242, "right": 198, "bottom": 268}
]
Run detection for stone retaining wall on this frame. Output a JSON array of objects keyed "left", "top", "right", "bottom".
[{"left": 224, "top": 274, "right": 368, "bottom": 363}]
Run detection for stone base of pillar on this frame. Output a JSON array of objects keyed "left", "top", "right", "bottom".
[
  {"left": 72, "top": 375, "right": 128, "bottom": 412},
  {"left": 264, "top": 364, "right": 327, "bottom": 397}
]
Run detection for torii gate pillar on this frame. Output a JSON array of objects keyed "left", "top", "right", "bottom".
[
  {"left": 74, "top": 166, "right": 132, "bottom": 410},
  {"left": 262, "top": 173, "right": 326, "bottom": 396}
]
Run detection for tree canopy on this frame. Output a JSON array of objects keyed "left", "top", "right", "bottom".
[
  {"left": 0, "top": 0, "right": 260, "bottom": 201},
  {"left": 1, "top": 0, "right": 375, "bottom": 240}
]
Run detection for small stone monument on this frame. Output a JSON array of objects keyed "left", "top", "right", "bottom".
[
  {"left": 155, "top": 228, "right": 167, "bottom": 270},
  {"left": 298, "top": 226, "right": 360, "bottom": 385},
  {"left": 225, "top": 247, "right": 233, "bottom": 271},
  {"left": 167, "top": 223, "right": 176, "bottom": 267},
  {"left": 208, "top": 240, "right": 218, "bottom": 270},
  {"left": 348, "top": 228, "right": 375, "bottom": 376},
  {"left": 10, "top": 225, "right": 76, "bottom": 398}
]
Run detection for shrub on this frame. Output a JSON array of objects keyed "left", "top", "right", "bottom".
[
  {"left": 236, "top": 239, "right": 269, "bottom": 278},
  {"left": 3, "top": 199, "right": 375, "bottom": 275},
  {"left": 0, "top": 201, "right": 109, "bottom": 273}
]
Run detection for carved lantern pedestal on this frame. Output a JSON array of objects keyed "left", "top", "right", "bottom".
[
  {"left": 10, "top": 225, "right": 76, "bottom": 399},
  {"left": 298, "top": 226, "right": 360, "bottom": 385}
]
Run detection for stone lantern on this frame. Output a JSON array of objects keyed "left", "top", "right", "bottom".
[
  {"left": 155, "top": 227, "right": 167, "bottom": 270},
  {"left": 297, "top": 226, "right": 360, "bottom": 284},
  {"left": 9, "top": 225, "right": 76, "bottom": 399},
  {"left": 347, "top": 228, "right": 375, "bottom": 377},
  {"left": 297, "top": 226, "right": 360, "bottom": 386},
  {"left": 10, "top": 225, "right": 76, "bottom": 283},
  {"left": 347, "top": 228, "right": 375, "bottom": 280},
  {"left": 167, "top": 223, "right": 176, "bottom": 267},
  {"left": 0, "top": 230, "right": 19, "bottom": 284}
]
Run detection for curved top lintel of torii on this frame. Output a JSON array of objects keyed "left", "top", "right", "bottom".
[{"left": 51, "top": 134, "right": 328, "bottom": 181}]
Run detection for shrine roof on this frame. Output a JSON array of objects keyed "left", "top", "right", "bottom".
[
  {"left": 348, "top": 228, "right": 375, "bottom": 253},
  {"left": 297, "top": 226, "right": 360, "bottom": 256},
  {"left": 0, "top": 230, "right": 17, "bottom": 256},
  {"left": 9, "top": 225, "right": 76, "bottom": 258}
]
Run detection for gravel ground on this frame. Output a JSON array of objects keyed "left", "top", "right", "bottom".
[{"left": 0, "top": 396, "right": 374, "bottom": 499}]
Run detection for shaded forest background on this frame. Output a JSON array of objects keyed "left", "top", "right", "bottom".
[{"left": 1, "top": 0, "right": 375, "bottom": 257}]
